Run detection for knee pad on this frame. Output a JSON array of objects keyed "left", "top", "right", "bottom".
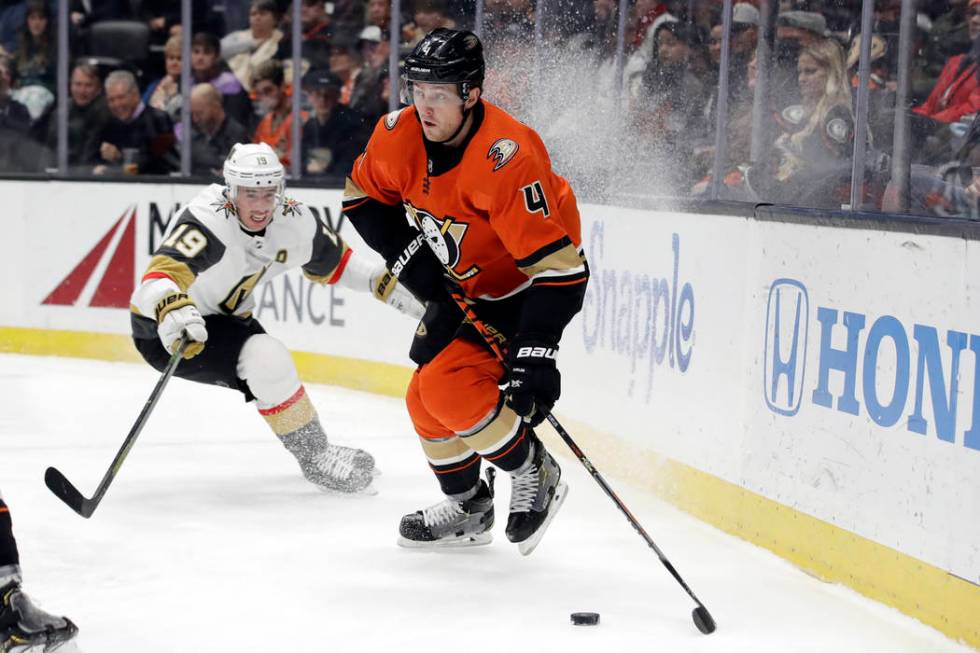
[{"left": 237, "top": 334, "right": 300, "bottom": 407}]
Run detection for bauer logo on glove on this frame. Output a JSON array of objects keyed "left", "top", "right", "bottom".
[
  {"left": 506, "top": 338, "right": 561, "bottom": 424},
  {"left": 155, "top": 292, "right": 208, "bottom": 359}
]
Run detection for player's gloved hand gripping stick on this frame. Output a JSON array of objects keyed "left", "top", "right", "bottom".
[
  {"left": 44, "top": 337, "right": 190, "bottom": 518},
  {"left": 446, "top": 289, "right": 717, "bottom": 635}
]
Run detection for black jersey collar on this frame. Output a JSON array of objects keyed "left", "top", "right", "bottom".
[{"left": 420, "top": 100, "right": 486, "bottom": 177}]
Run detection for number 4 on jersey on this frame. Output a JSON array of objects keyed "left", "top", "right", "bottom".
[{"left": 521, "top": 181, "right": 551, "bottom": 218}]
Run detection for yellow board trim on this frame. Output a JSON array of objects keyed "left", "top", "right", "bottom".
[
  {"left": 0, "top": 326, "right": 412, "bottom": 399},
  {"left": 1, "top": 325, "right": 977, "bottom": 648}
]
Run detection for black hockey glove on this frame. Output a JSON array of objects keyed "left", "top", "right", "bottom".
[{"left": 506, "top": 337, "right": 561, "bottom": 425}]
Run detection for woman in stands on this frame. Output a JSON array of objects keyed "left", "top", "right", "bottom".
[
  {"left": 749, "top": 38, "right": 855, "bottom": 207},
  {"left": 221, "top": 0, "right": 283, "bottom": 92},
  {"left": 143, "top": 34, "right": 183, "bottom": 119},
  {"left": 11, "top": 0, "right": 55, "bottom": 123}
]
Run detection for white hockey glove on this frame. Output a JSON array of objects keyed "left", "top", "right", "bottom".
[
  {"left": 371, "top": 265, "right": 425, "bottom": 320},
  {"left": 155, "top": 292, "right": 208, "bottom": 359}
]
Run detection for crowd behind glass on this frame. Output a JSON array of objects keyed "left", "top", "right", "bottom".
[{"left": 0, "top": 0, "right": 977, "bottom": 217}]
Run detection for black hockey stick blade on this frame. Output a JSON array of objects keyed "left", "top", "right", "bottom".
[
  {"left": 44, "top": 466, "right": 96, "bottom": 518},
  {"left": 692, "top": 606, "right": 716, "bottom": 634},
  {"left": 43, "top": 337, "right": 188, "bottom": 519}
]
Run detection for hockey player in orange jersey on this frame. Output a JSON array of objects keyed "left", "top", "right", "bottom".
[{"left": 343, "top": 28, "right": 589, "bottom": 554}]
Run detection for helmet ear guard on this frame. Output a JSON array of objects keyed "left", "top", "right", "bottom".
[{"left": 223, "top": 142, "right": 286, "bottom": 205}]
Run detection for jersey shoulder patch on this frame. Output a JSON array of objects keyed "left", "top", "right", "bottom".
[
  {"left": 384, "top": 108, "right": 407, "bottom": 131},
  {"left": 280, "top": 196, "right": 304, "bottom": 217},
  {"left": 185, "top": 184, "right": 238, "bottom": 238},
  {"left": 487, "top": 138, "right": 520, "bottom": 172}
]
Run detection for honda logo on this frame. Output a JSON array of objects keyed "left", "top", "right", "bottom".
[{"left": 763, "top": 278, "right": 809, "bottom": 416}]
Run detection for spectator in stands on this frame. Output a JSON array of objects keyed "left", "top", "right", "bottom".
[
  {"left": 251, "top": 58, "right": 305, "bottom": 166},
  {"left": 10, "top": 0, "right": 53, "bottom": 123},
  {"left": 631, "top": 21, "right": 706, "bottom": 143},
  {"left": 770, "top": 10, "right": 828, "bottom": 110},
  {"left": 0, "top": 54, "right": 43, "bottom": 171},
  {"left": 188, "top": 82, "right": 247, "bottom": 177},
  {"left": 365, "top": 0, "right": 390, "bottom": 33},
  {"left": 301, "top": 67, "right": 368, "bottom": 177},
  {"left": 143, "top": 35, "right": 183, "bottom": 120},
  {"left": 693, "top": 3, "right": 758, "bottom": 183},
  {"left": 45, "top": 61, "right": 110, "bottom": 169},
  {"left": 567, "top": 0, "right": 619, "bottom": 64},
  {"left": 621, "top": 0, "right": 673, "bottom": 82},
  {"left": 328, "top": 40, "right": 360, "bottom": 106},
  {"left": 94, "top": 69, "right": 178, "bottom": 175},
  {"left": 191, "top": 31, "right": 254, "bottom": 128},
  {"left": 276, "top": 0, "right": 333, "bottom": 70},
  {"left": 703, "top": 3, "right": 757, "bottom": 119},
  {"left": 403, "top": 0, "right": 457, "bottom": 48},
  {"left": 13, "top": 0, "right": 52, "bottom": 92},
  {"left": 913, "top": 3, "right": 980, "bottom": 125},
  {"left": 348, "top": 25, "right": 388, "bottom": 122},
  {"left": 752, "top": 39, "right": 855, "bottom": 207},
  {"left": 222, "top": 0, "right": 284, "bottom": 91},
  {"left": 0, "top": 54, "right": 28, "bottom": 133},
  {"left": 622, "top": 21, "right": 707, "bottom": 194},
  {"left": 924, "top": 0, "right": 972, "bottom": 90},
  {"left": 0, "top": 1, "right": 25, "bottom": 54}
]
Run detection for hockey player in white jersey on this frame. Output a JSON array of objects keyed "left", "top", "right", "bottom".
[{"left": 130, "top": 143, "right": 422, "bottom": 493}]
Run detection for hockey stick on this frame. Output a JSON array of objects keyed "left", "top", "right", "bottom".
[
  {"left": 447, "top": 290, "right": 717, "bottom": 635},
  {"left": 44, "top": 337, "right": 189, "bottom": 518}
]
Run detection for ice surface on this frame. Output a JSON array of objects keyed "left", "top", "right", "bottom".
[{"left": 0, "top": 354, "right": 972, "bottom": 653}]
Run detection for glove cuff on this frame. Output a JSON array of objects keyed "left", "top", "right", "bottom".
[
  {"left": 155, "top": 292, "right": 195, "bottom": 322},
  {"left": 372, "top": 268, "right": 398, "bottom": 303}
]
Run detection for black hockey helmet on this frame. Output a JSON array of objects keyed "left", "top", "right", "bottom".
[{"left": 403, "top": 28, "right": 485, "bottom": 101}]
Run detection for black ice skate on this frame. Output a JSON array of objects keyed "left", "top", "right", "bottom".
[
  {"left": 398, "top": 469, "right": 496, "bottom": 548},
  {"left": 505, "top": 442, "right": 568, "bottom": 556},
  {"left": 281, "top": 423, "right": 376, "bottom": 493},
  {"left": 0, "top": 581, "right": 78, "bottom": 653}
]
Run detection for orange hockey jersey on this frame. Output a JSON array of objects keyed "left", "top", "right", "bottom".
[{"left": 344, "top": 100, "right": 586, "bottom": 301}]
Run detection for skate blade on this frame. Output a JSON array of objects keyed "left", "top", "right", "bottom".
[
  {"left": 397, "top": 532, "right": 493, "bottom": 549},
  {"left": 517, "top": 480, "right": 569, "bottom": 556}
]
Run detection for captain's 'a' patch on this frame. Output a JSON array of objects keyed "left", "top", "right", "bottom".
[{"left": 487, "top": 138, "right": 519, "bottom": 171}]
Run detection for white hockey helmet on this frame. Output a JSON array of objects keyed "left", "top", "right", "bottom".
[{"left": 223, "top": 142, "right": 285, "bottom": 202}]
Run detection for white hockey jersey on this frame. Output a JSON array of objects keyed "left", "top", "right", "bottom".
[{"left": 131, "top": 184, "right": 350, "bottom": 328}]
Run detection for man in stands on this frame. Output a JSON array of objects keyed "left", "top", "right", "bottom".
[
  {"left": 93, "top": 69, "right": 178, "bottom": 175},
  {"left": 46, "top": 61, "right": 110, "bottom": 170},
  {"left": 189, "top": 82, "right": 248, "bottom": 177}
]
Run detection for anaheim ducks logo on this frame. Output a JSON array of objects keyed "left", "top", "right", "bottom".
[
  {"left": 384, "top": 109, "right": 405, "bottom": 131},
  {"left": 405, "top": 203, "right": 480, "bottom": 281},
  {"left": 488, "top": 138, "right": 519, "bottom": 172}
]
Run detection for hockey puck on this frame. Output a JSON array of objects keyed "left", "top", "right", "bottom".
[{"left": 570, "top": 612, "right": 600, "bottom": 626}]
